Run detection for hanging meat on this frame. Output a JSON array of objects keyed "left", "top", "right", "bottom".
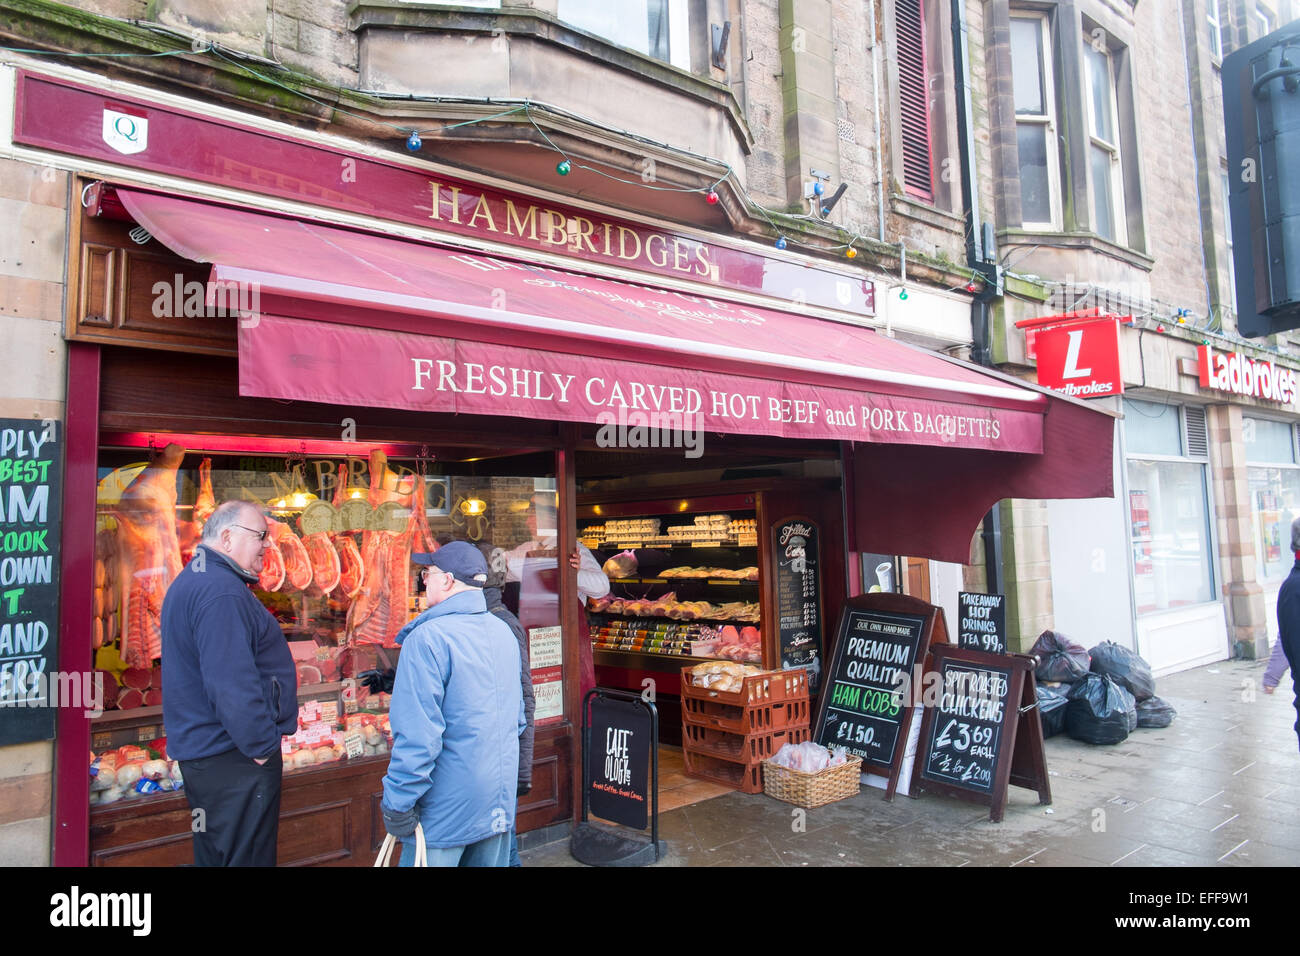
[
  {"left": 347, "top": 452, "right": 435, "bottom": 647},
  {"left": 258, "top": 535, "right": 286, "bottom": 591},
  {"left": 115, "top": 443, "right": 185, "bottom": 668},
  {"left": 303, "top": 532, "right": 341, "bottom": 593},
  {"left": 267, "top": 516, "right": 313, "bottom": 591},
  {"left": 178, "top": 457, "right": 216, "bottom": 565},
  {"left": 335, "top": 535, "right": 364, "bottom": 599}
]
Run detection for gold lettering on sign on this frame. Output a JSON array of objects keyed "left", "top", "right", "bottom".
[
  {"left": 645, "top": 233, "right": 669, "bottom": 268},
  {"left": 467, "top": 194, "right": 499, "bottom": 232},
  {"left": 540, "top": 209, "right": 568, "bottom": 246},
  {"left": 570, "top": 216, "right": 599, "bottom": 254},
  {"left": 671, "top": 238, "right": 692, "bottom": 274},
  {"left": 617, "top": 226, "right": 642, "bottom": 261},
  {"left": 423, "top": 181, "right": 734, "bottom": 285},
  {"left": 503, "top": 200, "right": 539, "bottom": 240},
  {"left": 695, "top": 244, "right": 713, "bottom": 277},
  {"left": 428, "top": 181, "right": 464, "bottom": 224}
]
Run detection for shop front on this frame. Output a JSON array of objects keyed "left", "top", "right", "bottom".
[
  {"left": 4, "top": 68, "right": 1115, "bottom": 866},
  {"left": 1017, "top": 309, "right": 1300, "bottom": 676}
]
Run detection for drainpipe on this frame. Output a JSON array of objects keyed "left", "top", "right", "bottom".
[{"left": 950, "top": 0, "right": 1004, "bottom": 594}]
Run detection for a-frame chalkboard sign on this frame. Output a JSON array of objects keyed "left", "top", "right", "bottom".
[
  {"left": 910, "top": 645, "right": 1051, "bottom": 822},
  {"left": 812, "top": 593, "right": 949, "bottom": 800}
]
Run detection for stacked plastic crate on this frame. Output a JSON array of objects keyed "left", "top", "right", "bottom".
[{"left": 680, "top": 668, "right": 811, "bottom": 793}]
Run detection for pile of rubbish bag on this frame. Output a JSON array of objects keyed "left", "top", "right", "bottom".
[{"left": 1029, "top": 632, "right": 1177, "bottom": 745}]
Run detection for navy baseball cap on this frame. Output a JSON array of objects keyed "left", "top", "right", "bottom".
[{"left": 412, "top": 541, "right": 490, "bottom": 587}]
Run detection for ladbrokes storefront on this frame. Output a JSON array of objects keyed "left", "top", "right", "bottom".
[{"left": 3, "top": 69, "right": 1114, "bottom": 866}]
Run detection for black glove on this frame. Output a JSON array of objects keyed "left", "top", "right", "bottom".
[
  {"left": 358, "top": 669, "right": 395, "bottom": 694},
  {"left": 382, "top": 804, "right": 419, "bottom": 839},
  {"left": 517, "top": 782, "right": 532, "bottom": 797}
]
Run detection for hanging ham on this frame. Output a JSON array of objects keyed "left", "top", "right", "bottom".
[
  {"left": 267, "top": 516, "right": 312, "bottom": 591},
  {"left": 115, "top": 443, "right": 185, "bottom": 668},
  {"left": 347, "top": 452, "right": 435, "bottom": 647}
]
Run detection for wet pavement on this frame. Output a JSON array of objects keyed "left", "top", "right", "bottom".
[{"left": 521, "top": 656, "right": 1300, "bottom": 867}]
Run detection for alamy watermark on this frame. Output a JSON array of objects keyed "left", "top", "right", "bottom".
[
  {"left": 594, "top": 406, "right": 704, "bottom": 459},
  {"left": 0, "top": 668, "right": 104, "bottom": 718},
  {"left": 152, "top": 274, "right": 261, "bottom": 327}
]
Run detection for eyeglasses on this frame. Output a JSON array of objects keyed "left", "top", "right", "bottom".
[
  {"left": 232, "top": 524, "right": 268, "bottom": 542},
  {"left": 421, "top": 567, "right": 452, "bottom": 583}
]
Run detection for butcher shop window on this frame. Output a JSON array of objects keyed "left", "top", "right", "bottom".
[{"left": 89, "top": 441, "right": 558, "bottom": 807}]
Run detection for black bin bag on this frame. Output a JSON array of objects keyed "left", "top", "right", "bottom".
[
  {"left": 1136, "top": 696, "right": 1177, "bottom": 729},
  {"left": 1065, "top": 673, "right": 1135, "bottom": 745},
  {"left": 1088, "top": 641, "right": 1156, "bottom": 701},
  {"left": 1036, "top": 684, "right": 1070, "bottom": 738},
  {"left": 1030, "top": 630, "right": 1091, "bottom": 684}
]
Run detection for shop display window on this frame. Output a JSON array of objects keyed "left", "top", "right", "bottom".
[
  {"left": 584, "top": 508, "right": 762, "bottom": 663},
  {"left": 1126, "top": 459, "right": 1215, "bottom": 613},
  {"left": 1244, "top": 416, "right": 1300, "bottom": 584},
  {"left": 89, "top": 439, "right": 556, "bottom": 807}
]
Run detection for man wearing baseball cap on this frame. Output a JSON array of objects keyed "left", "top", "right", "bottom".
[{"left": 380, "top": 542, "right": 525, "bottom": 866}]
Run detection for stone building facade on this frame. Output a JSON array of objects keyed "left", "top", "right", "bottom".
[{"left": 0, "top": 0, "right": 1292, "bottom": 863}]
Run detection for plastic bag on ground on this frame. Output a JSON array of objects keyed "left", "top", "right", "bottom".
[
  {"left": 770, "top": 741, "right": 848, "bottom": 773},
  {"left": 1136, "top": 695, "right": 1177, "bottom": 729},
  {"left": 1035, "top": 684, "right": 1070, "bottom": 738},
  {"left": 1088, "top": 641, "right": 1156, "bottom": 701},
  {"left": 1030, "top": 630, "right": 1091, "bottom": 683},
  {"left": 1064, "top": 673, "right": 1135, "bottom": 745}
]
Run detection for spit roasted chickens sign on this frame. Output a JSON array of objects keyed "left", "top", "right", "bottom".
[{"left": 0, "top": 420, "right": 62, "bottom": 745}]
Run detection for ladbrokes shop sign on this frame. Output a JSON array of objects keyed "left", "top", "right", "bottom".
[{"left": 1197, "top": 345, "right": 1297, "bottom": 406}]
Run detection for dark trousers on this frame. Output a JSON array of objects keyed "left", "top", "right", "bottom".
[{"left": 180, "top": 748, "right": 283, "bottom": 866}]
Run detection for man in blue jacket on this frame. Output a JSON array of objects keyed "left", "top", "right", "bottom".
[
  {"left": 381, "top": 541, "right": 524, "bottom": 867},
  {"left": 161, "top": 500, "right": 298, "bottom": 866}
]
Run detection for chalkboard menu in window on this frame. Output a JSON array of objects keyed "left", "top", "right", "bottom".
[
  {"left": 957, "top": 592, "right": 1007, "bottom": 654},
  {"left": 812, "top": 592, "right": 948, "bottom": 800},
  {"left": 773, "top": 518, "right": 822, "bottom": 692},
  {"left": 911, "top": 645, "right": 1052, "bottom": 822},
  {"left": 0, "top": 420, "right": 61, "bottom": 746}
]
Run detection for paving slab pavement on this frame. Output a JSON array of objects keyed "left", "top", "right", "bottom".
[{"left": 523, "top": 656, "right": 1300, "bottom": 867}]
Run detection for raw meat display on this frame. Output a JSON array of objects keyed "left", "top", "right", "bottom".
[
  {"left": 303, "top": 531, "right": 341, "bottom": 594},
  {"left": 267, "top": 517, "right": 313, "bottom": 591},
  {"left": 335, "top": 534, "right": 364, "bottom": 599},
  {"left": 114, "top": 443, "right": 186, "bottom": 668},
  {"left": 257, "top": 537, "right": 286, "bottom": 592},
  {"left": 347, "top": 452, "right": 436, "bottom": 647}
]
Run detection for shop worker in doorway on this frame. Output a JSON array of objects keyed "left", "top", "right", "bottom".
[
  {"left": 1275, "top": 517, "right": 1300, "bottom": 750},
  {"left": 504, "top": 493, "right": 610, "bottom": 701},
  {"left": 161, "top": 500, "right": 298, "bottom": 867},
  {"left": 381, "top": 542, "right": 525, "bottom": 866}
]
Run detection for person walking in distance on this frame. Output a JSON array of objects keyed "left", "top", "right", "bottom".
[
  {"left": 381, "top": 542, "right": 525, "bottom": 866},
  {"left": 1274, "top": 516, "right": 1300, "bottom": 750},
  {"left": 161, "top": 500, "right": 298, "bottom": 866}
]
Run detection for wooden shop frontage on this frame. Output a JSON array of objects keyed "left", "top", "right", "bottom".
[{"left": 9, "top": 70, "right": 1115, "bottom": 866}]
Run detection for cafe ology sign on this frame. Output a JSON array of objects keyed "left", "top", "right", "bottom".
[{"left": 1197, "top": 345, "right": 1297, "bottom": 406}]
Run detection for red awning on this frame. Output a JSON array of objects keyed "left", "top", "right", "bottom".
[{"left": 114, "top": 187, "right": 1115, "bottom": 559}]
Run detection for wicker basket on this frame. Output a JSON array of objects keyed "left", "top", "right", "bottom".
[{"left": 762, "top": 754, "right": 863, "bottom": 808}]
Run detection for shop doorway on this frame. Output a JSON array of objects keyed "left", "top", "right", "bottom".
[{"left": 576, "top": 439, "right": 845, "bottom": 812}]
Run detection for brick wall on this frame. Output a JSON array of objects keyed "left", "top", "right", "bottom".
[{"left": 0, "top": 156, "right": 69, "bottom": 865}]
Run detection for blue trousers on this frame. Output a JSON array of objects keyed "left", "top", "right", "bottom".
[{"left": 400, "top": 831, "right": 510, "bottom": 867}]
